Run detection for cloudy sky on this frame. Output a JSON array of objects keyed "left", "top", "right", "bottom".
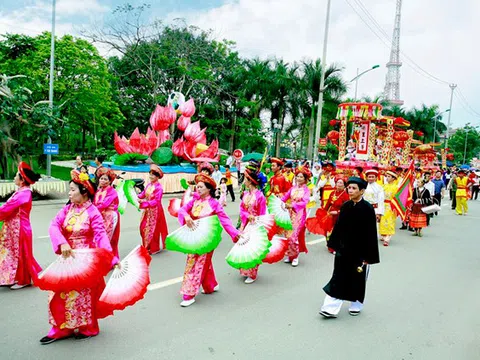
[{"left": 1, "top": 0, "right": 479, "bottom": 129}]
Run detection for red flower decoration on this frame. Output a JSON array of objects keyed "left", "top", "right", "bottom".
[
  {"left": 150, "top": 105, "right": 177, "bottom": 131},
  {"left": 179, "top": 99, "right": 196, "bottom": 117},
  {"left": 327, "top": 130, "right": 340, "bottom": 141},
  {"left": 393, "top": 131, "right": 409, "bottom": 141},
  {"left": 114, "top": 128, "right": 159, "bottom": 156},
  {"left": 184, "top": 121, "right": 207, "bottom": 144},
  {"left": 415, "top": 130, "right": 424, "bottom": 137},
  {"left": 177, "top": 116, "right": 191, "bottom": 131},
  {"left": 329, "top": 119, "right": 338, "bottom": 127}
]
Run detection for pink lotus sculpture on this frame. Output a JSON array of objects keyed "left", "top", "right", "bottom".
[
  {"left": 150, "top": 105, "right": 177, "bottom": 131},
  {"left": 114, "top": 128, "right": 159, "bottom": 156}
]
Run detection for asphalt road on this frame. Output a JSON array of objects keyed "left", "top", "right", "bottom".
[{"left": 1, "top": 194, "right": 479, "bottom": 360}]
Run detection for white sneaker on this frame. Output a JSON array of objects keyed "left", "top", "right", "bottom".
[
  {"left": 10, "top": 284, "right": 30, "bottom": 290},
  {"left": 244, "top": 277, "right": 256, "bottom": 284},
  {"left": 283, "top": 256, "right": 291, "bottom": 263},
  {"left": 180, "top": 298, "right": 196, "bottom": 307},
  {"left": 291, "top": 258, "right": 299, "bottom": 267},
  {"left": 201, "top": 284, "right": 219, "bottom": 294}
]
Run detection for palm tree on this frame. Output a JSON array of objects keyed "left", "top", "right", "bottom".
[{"left": 405, "top": 104, "right": 446, "bottom": 143}]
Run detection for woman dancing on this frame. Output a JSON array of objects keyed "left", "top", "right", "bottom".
[
  {"left": 0, "top": 162, "right": 42, "bottom": 290},
  {"left": 379, "top": 171, "right": 399, "bottom": 246},
  {"left": 281, "top": 166, "right": 311, "bottom": 267},
  {"left": 94, "top": 167, "right": 120, "bottom": 259},
  {"left": 409, "top": 178, "right": 432, "bottom": 237},
  {"left": 138, "top": 164, "right": 168, "bottom": 255},
  {"left": 178, "top": 173, "right": 240, "bottom": 307},
  {"left": 238, "top": 169, "right": 267, "bottom": 284},
  {"left": 40, "top": 170, "right": 118, "bottom": 345}
]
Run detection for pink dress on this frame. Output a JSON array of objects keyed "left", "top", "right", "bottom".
[
  {"left": 239, "top": 189, "right": 267, "bottom": 279},
  {"left": 219, "top": 183, "right": 227, "bottom": 206},
  {"left": 178, "top": 195, "right": 240, "bottom": 300},
  {"left": 0, "top": 187, "right": 42, "bottom": 286},
  {"left": 47, "top": 201, "right": 118, "bottom": 339},
  {"left": 138, "top": 181, "right": 168, "bottom": 255},
  {"left": 281, "top": 185, "right": 310, "bottom": 261},
  {"left": 94, "top": 185, "right": 120, "bottom": 259}
]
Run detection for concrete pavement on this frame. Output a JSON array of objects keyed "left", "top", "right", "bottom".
[{"left": 1, "top": 196, "right": 479, "bottom": 360}]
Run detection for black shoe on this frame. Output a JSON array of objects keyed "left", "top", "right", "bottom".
[
  {"left": 74, "top": 334, "right": 93, "bottom": 341},
  {"left": 408, "top": 228, "right": 414, "bottom": 232},
  {"left": 400, "top": 225, "right": 407, "bottom": 230},
  {"left": 39, "top": 336, "right": 58, "bottom": 345},
  {"left": 348, "top": 310, "right": 361, "bottom": 316},
  {"left": 319, "top": 310, "right": 337, "bottom": 318}
]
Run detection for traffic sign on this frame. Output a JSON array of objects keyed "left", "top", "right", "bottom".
[{"left": 43, "top": 144, "right": 59, "bottom": 155}]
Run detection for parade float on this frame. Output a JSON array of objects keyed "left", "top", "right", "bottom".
[
  {"left": 322, "top": 102, "right": 443, "bottom": 176},
  {"left": 92, "top": 93, "right": 236, "bottom": 193}
]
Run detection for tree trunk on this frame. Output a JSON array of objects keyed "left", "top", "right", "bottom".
[
  {"left": 306, "top": 102, "right": 316, "bottom": 160},
  {"left": 275, "top": 106, "right": 285, "bottom": 157}
]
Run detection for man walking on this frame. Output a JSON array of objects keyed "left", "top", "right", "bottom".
[
  {"left": 319, "top": 177, "right": 380, "bottom": 318},
  {"left": 432, "top": 170, "right": 446, "bottom": 216}
]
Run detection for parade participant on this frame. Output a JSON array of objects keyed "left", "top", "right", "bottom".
[
  {"left": 281, "top": 166, "right": 311, "bottom": 267},
  {"left": 311, "top": 163, "right": 322, "bottom": 186},
  {"left": 447, "top": 173, "right": 457, "bottom": 210},
  {"left": 379, "top": 171, "right": 399, "bottom": 246},
  {"left": 267, "top": 158, "right": 290, "bottom": 198},
  {"left": 178, "top": 174, "right": 240, "bottom": 307},
  {"left": 323, "top": 177, "right": 350, "bottom": 253},
  {"left": 0, "top": 162, "right": 42, "bottom": 290},
  {"left": 94, "top": 167, "right": 120, "bottom": 259},
  {"left": 316, "top": 162, "right": 335, "bottom": 206},
  {"left": 224, "top": 165, "right": 235, "bottom": 202},
  {"left": 40, "top": 170, "right": 118, "bottom": 345},
  {"left": 410, "top": 179, "right": 432, "bottom": 237},
  {"left": 284, "top": 163, "right": 295, "bottom": 184},
  {"left": 423, "top": 171, "right": 435, "bottom": 225},
  {"left": 354, "top": 166, "right": 365, "bottom": 180},
  {"left": 455, "top": 170, "right": 471, "bottom": 215},
  {"left": 319, "top": 177, "right": 379, "bottom": 318},
  {"left": 94, "top": 155, "right": 105, "bottom": 173},
  {"left": 431, "top": 170, "right": 446, "bottom": 216},
  {"left": 238, "top": 169, "right": 267, "bottom": 283},
  {"left": 363, "top": 169, "right": 385, "bottom": 224},
  {"left": 138, "top": 164, "right": 168, "bottom": 255}
]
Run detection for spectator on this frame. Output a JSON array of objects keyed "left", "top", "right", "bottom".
[
  {"left": 74, "top": 155, "right": 84, "bottom": 171},
  {"left": 212, "top": 164, "right": 223, "bottom": 185},
  {"left": 471, "top": 173, "right": 479, "bottom": 200},
  {"left": 226, "top": 152, "right": 234, "bottom": 167}
]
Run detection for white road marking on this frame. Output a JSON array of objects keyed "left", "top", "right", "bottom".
[
  {"left": 37, "top": 235, "right": 50, "bottom": 239},
  {"left": 147, "top": 277, "right": 184, "bottom": 291},
  {"left": 147, "top": 237, "right": 327, "bottom": 292}
]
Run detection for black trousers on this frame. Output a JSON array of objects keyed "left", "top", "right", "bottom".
[
  {"left": 226, "top": 184, "right": 235, "bottom": 201},
  {"left": 471, "top": 186, "right": 479, "bottom": 200},
  {"left": 433, "top": 193, "right": 442, "bottom": 216},
  {"left": 451, "top": 190, "right": 457, "bottom": 209}
]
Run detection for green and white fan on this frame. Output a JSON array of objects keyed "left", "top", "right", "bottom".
[
  {"left": 166, "top": 215, "right": 223, "bottom": 255},
  {"left": 225, "top": 223, "right": 271, "bottom": 269},
  {"left": 267, "top": 195, "right": 293, "bottom": 230},
  {"left": 116, "top": 180, "right": 128, "bottom": 215},
  {"left": 124, "top": 180, "right": 140, "bottom": 211}
]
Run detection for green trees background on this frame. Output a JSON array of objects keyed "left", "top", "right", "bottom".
[{"left": 0, "top": 4, "right": 477, "bottom": 179}]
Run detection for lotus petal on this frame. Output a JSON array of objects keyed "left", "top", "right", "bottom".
[
  {"left": 172, "top": 138, "right": 185, "bottom": 157},
  {"left": 177, "top": 116, "right": 191, "bottom": 131},
  {"left": 114, "top": 131, "right": 132, "bottom": 155},
  {"left": 179, "top": 98, "right": 196, "bottom": 117},
  {"left": 184, "top": 121, "right": 206, "bottom": 144}
]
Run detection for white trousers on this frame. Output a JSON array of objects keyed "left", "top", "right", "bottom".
[{"left": 321, "top": 295, "right": 364, "bottom": 315}]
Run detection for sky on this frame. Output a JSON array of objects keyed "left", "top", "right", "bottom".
[{"left": 1, "top": 0, "right": 480, "bottom": 130}]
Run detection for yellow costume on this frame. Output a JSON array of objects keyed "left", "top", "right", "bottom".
[
  {"left": 379, "top": 181, "right": 398, "bottom": 241},
  {"left": 455, "top": 176, "right": 469, "bottom": 215}
]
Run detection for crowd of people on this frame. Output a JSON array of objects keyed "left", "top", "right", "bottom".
[{"left": 0, "top": 155, "right": 477, "bottom": 343}]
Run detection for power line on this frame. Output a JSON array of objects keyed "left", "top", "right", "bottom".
[{"left": 346, "top": 0, "right": 450, "bottom": 86}]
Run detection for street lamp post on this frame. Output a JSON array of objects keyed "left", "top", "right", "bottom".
[
  {"left": 432, "top": 109, "right": 450, "bottom": 143},
  {"left": 313, "top": 0, "right": 332, "bottom": 164},
  {"left": 351, "top": 65, "right": 381, "bottom": 101}
]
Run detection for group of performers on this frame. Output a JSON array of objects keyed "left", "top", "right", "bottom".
[{"left": 1, "top": 156, "right": 474, "bottom": 343}]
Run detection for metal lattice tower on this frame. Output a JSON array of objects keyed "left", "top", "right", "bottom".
[{"left": 383, "top": 0, "right": 404, "bottom": 105}]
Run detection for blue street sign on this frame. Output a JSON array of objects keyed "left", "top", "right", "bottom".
[{"left": 43, "top": 144, "right": 59, "bottom": 155}]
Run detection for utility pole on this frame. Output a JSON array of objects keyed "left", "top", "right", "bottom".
[
  {"left": 47, "top": 0, "right": 56, "bottom": 177},
  {"left": 445, "top": 84, "right": 457, "bottom": 148},
  {"left": 313, "top": 0, "right": 332, "bottom": 164}
]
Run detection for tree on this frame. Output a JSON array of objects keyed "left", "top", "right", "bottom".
[
  {"left": 0, "top": 32, "right": 123, "bottom": 153},
  {"left": 447, "top": 126, "right": 480, "bottom": 164}
]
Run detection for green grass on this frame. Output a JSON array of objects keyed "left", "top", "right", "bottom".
[{"left": 37, "top": 164, "right": 72, "bottom": 181}]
